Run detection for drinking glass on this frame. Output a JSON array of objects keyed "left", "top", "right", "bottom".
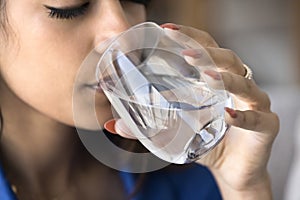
[{"left": 95, "top": 22, "right": 232, "bottom": 164}]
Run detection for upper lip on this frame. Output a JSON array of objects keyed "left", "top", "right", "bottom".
[{"left": 85, "top": 82, "right": 101, "bottom": 89}]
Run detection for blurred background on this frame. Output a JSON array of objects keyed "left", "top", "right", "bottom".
[{"left": 147, "top": 1, "right": 299, "bottom": 200}]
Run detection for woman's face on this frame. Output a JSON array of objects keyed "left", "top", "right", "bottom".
[{"left": 0, "top": 0, "right": 146, "bottom": 128}]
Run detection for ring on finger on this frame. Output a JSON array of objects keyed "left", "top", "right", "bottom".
[{"left": 243, "top": 64, "right": 253, "bottom": 80}]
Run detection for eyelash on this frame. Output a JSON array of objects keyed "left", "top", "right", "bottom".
[{"left": 45, "top": 2, "right": 90, "bottom": 20}]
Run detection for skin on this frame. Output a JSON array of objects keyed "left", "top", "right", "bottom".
[
  {"left": 0, "top": 0, "right": 279, "bottom": 200},
  {"left": 0, "top": 0, "right": 146, "bottom": 199},
  {"left": 116, "top": 24, "right": 279, "bottom": 199}
]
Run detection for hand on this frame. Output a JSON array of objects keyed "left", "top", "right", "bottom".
[
  {"left": 107, "top": 23, "right": 279, "bottom": 199},
  {"left": 160, "top": 23, "right": 279, "bottom": 199}
]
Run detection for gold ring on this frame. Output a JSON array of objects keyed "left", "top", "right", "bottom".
[{"left": 243, "top": 64, "right": 253, "bottom": 80}]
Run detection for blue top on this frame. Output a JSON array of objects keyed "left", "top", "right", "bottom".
[
  {"left": 0, "top": 164, "right": 17, "bottom": 200},
  {"left": 0, "top": 163, "right": 221, "bottom": 200}
]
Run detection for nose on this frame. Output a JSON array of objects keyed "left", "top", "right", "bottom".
[{"left": 92, "top": 1, "right": 131, "bottom": 47}]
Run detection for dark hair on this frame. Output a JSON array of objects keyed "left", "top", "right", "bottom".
[
  {"left": 0, "top": 108, "right": 2, "bottom": 135},
  {"left": 0, "top": 0, "right": 4, "bottom": 135}
]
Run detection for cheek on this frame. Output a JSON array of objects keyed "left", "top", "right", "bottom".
[
  {"left": 125, "top": 4, "right": 146, "bottom": 25},
  {"left": 1, "top": 14, "right": 107, "bottom": 126},
  {"left": 1, "top": 1, "right": 145, "bottom": 127},
  {"left": 2, "top": 44, "right": 83, "bottom": 125}
]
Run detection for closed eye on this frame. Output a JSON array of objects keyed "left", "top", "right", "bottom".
[
  {"left": 121, "top": 0, "right": 150, "bottom": 7},
  {"left": 44, "top": 2, "right": 90, "bottom": 20}
]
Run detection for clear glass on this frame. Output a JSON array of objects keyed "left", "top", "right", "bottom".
[{"left": 96, "top": 22, "right": 232, "bottom": 164}]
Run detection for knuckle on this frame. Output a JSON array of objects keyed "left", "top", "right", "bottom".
[
  {"left": 242, "top": 110, "right": 261, "bottom": 131},
  {"left": 240, "top": 111, "right": 247, "bottom": 126},
  {"left": 270, "top": 112, "right": 280, "bottom": 134},
  {"left": 201, "top": 30, "right": 212, "bottom": 40},
  {"left": 252, "top": 111, "right": 261, "bottom": 130},
  {"left": 206, "top": 47, "right": 215, "bottom": 56},
  {"left": 224, "top": 49, "right": 245, "bottom": 75},
  {"left": 201, "top": 31, "right": 217, "bottom": 47},
  {"left": 226, "top": 49, "right": 239, "bottom": 67},
  {"left": 244, "top": 79, "right": 254, "bottom": 93},
  {"left": 252, "top": 91, "right": 271, "bottom": 110},
  {"left": 262, "top": 92, "right": 271, "bottom": 109},
  {"left": 223, "top": 73, "right": 234, "bottom": 92}
]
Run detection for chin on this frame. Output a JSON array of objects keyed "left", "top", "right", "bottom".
[{"left": 69, "top": 101, "right": 113, "bottom": 131}]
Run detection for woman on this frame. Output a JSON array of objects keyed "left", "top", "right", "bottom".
[{"left": 0, "top": 0, "right": 279, "bottom": 199}]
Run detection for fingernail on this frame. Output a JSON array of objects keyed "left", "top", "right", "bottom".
[
  {"left": 225, "top": 107, "right": 238, "bottom": 118},
  {"left": 160, "top": 23, "right": 180, "bottom": 30},
  {"left": 182, "top": 49, "right": 202, "bottom": 58},
  {"left": 104, "top": 119, "right": 118, "bottom": 134},
  {"left": 204, "top": 70, "right": 222, "bottom": 80}
]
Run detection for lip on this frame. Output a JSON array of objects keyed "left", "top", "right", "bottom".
[{"left": 85, "top": 83, "right": 104, "bottom": 93}]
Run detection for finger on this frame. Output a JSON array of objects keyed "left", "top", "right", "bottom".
[
  {"left": 225, "top": 107, "right": 279, "bottom": 135},
  {"left": 205, "top": 47, "right": 246, "bottom": 76},
  {"left": 104, "top": 119, "right": 137, "bottom": 140},
  {"left": 222, "top": 72, "right": 270, "bottom": 111},
  {"left": 161, "top": 23, "right": 219, "bottom": 48},
  {"left": 205, "top": 70, "right": 271, "bottom": 111},
  {"left": 181, "top": 49, "right": 269, "bottom": 111},
  {"left": 182, "top": 48, "right": 246, "bottom": 76},
  {"left": 182, "top": 48, "right": 270, "bottom": 111},
  {"left": 115, "top": 119, "right": 137, "bottom": 140},
  {"left": 182, "top": 48, "right": 216, "bottom": 71}
]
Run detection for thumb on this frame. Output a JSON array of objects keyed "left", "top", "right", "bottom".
[{"left": 104, "top": 119, "right": 137, "bottom": 140}]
